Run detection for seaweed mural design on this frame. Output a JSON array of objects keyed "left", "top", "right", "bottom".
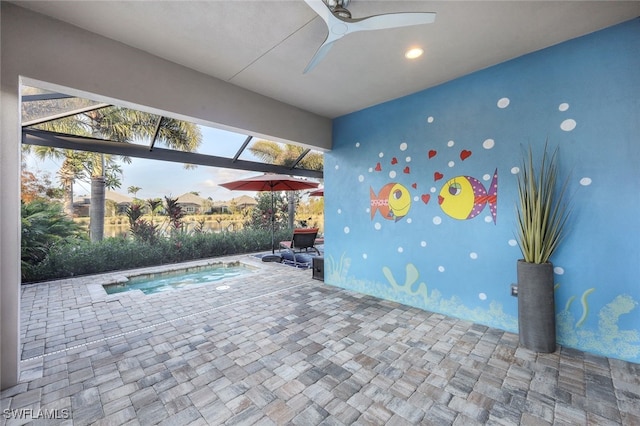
[
  {"left": 325, "top": 253, "right": 351, "bottom": 284},
  {"left": 557, "top": 286, "right": 640, "bottom": 359}
]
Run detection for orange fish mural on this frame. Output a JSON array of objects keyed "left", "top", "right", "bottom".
[{"left": 370, "top": 183, "right": 411, "bottom": 222}]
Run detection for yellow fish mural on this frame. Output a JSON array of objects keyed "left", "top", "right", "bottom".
[
  {"left": 370, "top": 183, "right": 411, "bottom": 221},
  {"left": 438, "top": 169, "right": 498, "bottom": 224}
]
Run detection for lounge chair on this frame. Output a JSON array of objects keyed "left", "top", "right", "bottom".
[
  {"left": 279, "top": 228, "right": 322, "bottom": 267},
  {"left": 279, "top": 228, "right": 321, "bottom": 256}
]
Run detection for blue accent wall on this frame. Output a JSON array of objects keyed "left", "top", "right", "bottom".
[{"left": 324, "top": 19, "right": 640, "bottom": 363}]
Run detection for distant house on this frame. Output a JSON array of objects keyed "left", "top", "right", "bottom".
[
  {"left": 231, "top": 195, "right": 258, "bottom": 210},
  {"left": 73, "top": 191, "right": 134, "bottom": 216},
  {"left": 176, "top": 192, "right": 208, "bottom": 214},
  {"left": 210, "top": 195, "right": 257, "bottom": 213}
]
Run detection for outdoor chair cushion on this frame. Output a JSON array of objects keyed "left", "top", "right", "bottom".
[{"left": 280, "top": 252, "right": 313, "bottom": 268}]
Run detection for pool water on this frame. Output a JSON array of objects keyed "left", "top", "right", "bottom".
[{"left": 103, "top": 263, "right": 251, "bottom": 295}]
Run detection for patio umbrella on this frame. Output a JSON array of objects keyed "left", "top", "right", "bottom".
[
  {"left": 220, "top": 174, "right": 319, "bottom": 254},
  {"left": 309, "top": 188, "right": 324, "bottom": 197}
]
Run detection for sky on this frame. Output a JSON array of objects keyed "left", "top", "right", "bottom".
[{"left": 24, "top": 126, "right": 288, "bottom": 201}]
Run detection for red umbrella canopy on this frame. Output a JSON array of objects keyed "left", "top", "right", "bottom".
[
  {"left": 309, "top": 188, "right": 324, "bottom": 197},
  {"left": 220, "top": 174, "right": 319, "bottom": 192}
]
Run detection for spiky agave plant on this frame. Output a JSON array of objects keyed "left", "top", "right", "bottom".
[{"left": 516, "top": 143, "right": 571, "bottom": 264}]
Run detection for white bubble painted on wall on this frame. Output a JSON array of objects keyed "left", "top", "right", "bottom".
[
  {"left": 470, "top": 252, "right": 478, "bottom": 259},
  {"left": 406, "top": 156, "right": 411, "bottom": 163},
  {"left": 508, "top": 239, "right": 518, "bottom": 247},
  {"left": 559, "top": 103, "right": 569, "bottom": 111},
  {"left": 358, "top": 175, "right": 364, "bottom": 182},
  {"left": 479, "top": 293, "right": 487, "bottom": 300},
  {"left": 398, "top": 247, "right": 404, "bottom": 253},
  {"left": 368, "top": 167, "right": 373, "bottom": 173},
  {"left": 406, "top": 218, "right": 412, "bottom": 224},
  {"left": 421, "top": 241, "right": 427, "bottom": 247},
  {"left": 580, "top": 177, "right": 592, "bottom": 186},
  {"left": 448, "top": 140, "right": 455, "bottom": 147},
  {"left": 389, "top": 171, "right": 396, "bottom": 178},
  {"left": 448, "top": 161, "right": 455, "bottom": 168},
  {"left": 484, "top": 216, "right": 493, "bottom": 223},
  {"left": 379, "top": 152, "right": 384, "bottom": 158},
  {"left": 430, "top": 187, "right": 437, "bottom": 193},
  {"left": 374, "top": 222, "right": 381, "bottom": 230},
  {"left": 400, "top": 142, "right": 408, "bottom": 151},
  {"left": 344, "top": 226, "right": 350, "bottom": 234},
  {"left": 433, "top": 216, "right": 442, "bottom": 225},
  {"left": 414, "top": 196, "right": 419, "bottom": 202},
  {"left": 363, "top": 253, "right": 368, "bottom": 259},
  {"left": 561, "top": 119, "right": 577, "bottom": 131},
  {"left": 483, "top": 139, "right": 495, "bottom": 149},
  {"left": 497, "top": 97, "right": 510, "bottom": 108},
  {"left": 335, "top": 164, "right": 339, "bottom": 170},
  {"left": 427, "top": 116, "right": 434, "bottom": 123},
  {"left": 511, "top": 167, "right": 520, "bottom": 174},
  {"left": 438, "top": 266, "right": 445, "bottom": 272},
  {"left": 554, "top": 266, "right": 565, "bottom": 275},
  {"left": 483, "top": 174, "right": 491, "bottom": 181},
  {"left": 337, "top": 209, "right": 342, "bottom": 214}
]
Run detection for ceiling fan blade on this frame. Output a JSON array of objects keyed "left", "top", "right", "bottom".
[
  {"left": 348, "top": 12, "right": 436, "bottom": 32},
  {"left": 304, "top": 38, "right": 337, "bottom": 74},
  {"left": 303, "top": 0, "right": 333, "bottom": 24}
]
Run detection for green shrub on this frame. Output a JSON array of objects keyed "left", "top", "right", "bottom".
[
  {"left": 21, "top": 200, "right": 87, "bottom": 280},
  {"left": 22, "top": 228, "right": 291, "bottom": 283}
]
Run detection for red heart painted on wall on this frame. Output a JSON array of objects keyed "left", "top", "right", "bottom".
[
  {"left": 403, "top": 166, "right": 410, "bottom": 174},
  {"left": 412, "top": 183, "right": 417, "bottom": 189},
  {"left": 375, "top": 162, "right": 382, "bottom": 171},
  {"left": 421, "top": 194, "right": 430, "bottom": 204},
  {"left": 434, "top": 172, "right": 444, "bottom": 181},
  {"left": 428, "top": 150, "right": 437, "bottom": 159},
  {"left": 391, "top": 157, "right": 398, "bottom": 165},
  {"left": 460, "top": 150, "right": 472, "bottom": 161}
]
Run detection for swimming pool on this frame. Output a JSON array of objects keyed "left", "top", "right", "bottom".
[{"left": 103, "top": 262, "right": 252, "bottom": 295}]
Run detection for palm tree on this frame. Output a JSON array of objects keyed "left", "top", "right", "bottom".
[
  {"left": 248, "top": 140, "right": 323, "bottom": 228},
  {"left": 127, "top": 186, "right": 141, "bottom": 198},
  {"left": 25, "top": 106, "right": 202, "bottom": 241},
  {"left": 147, "top": 198, "right": 162, "bottom": 225}
]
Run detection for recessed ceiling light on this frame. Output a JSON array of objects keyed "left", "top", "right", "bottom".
[{"left": 405, "top": 47, "right": 424, "bottom": 59}]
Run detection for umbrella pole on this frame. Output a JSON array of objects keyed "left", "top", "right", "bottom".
[{"left": 270, "top": 190, "right": 275, "bottom": 254}]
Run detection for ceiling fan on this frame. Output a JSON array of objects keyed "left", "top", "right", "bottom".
[{"left": 303, "top": 0, "right": 436, "bottom": 73}]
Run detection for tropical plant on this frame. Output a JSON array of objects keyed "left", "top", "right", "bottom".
[
  {"left": 21, "top": 200, "right": 86, "bottom": 278},
  {"left": 164, "top": 196, "right": 186, "bottom": 233},
  {"left": 515, "top": 144, "right": 571, "bottom": 264}
]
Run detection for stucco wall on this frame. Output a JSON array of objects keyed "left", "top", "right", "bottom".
[{"left": 324, "top": 19, "right": 640, "bottom": 362}]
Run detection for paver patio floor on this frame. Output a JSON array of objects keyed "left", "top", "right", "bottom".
[{"left": 2, "top": 254, "right": 639, "bottom": 425}]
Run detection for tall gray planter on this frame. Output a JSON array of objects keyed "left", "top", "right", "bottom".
[{"left": 517, "top": 260, "right": 557, "bottom": 353}]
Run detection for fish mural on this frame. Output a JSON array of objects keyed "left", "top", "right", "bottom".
[
  {"left": 438, "top": 169, "right": 498, "bottom": 224},
  {"left": 370, "top": 183, "right": 411, "bottom": 221}
]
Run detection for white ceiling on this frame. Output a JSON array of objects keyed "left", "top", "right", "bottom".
[{"left": 12, "top": 1, "right": 640, "bottom": 119}]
